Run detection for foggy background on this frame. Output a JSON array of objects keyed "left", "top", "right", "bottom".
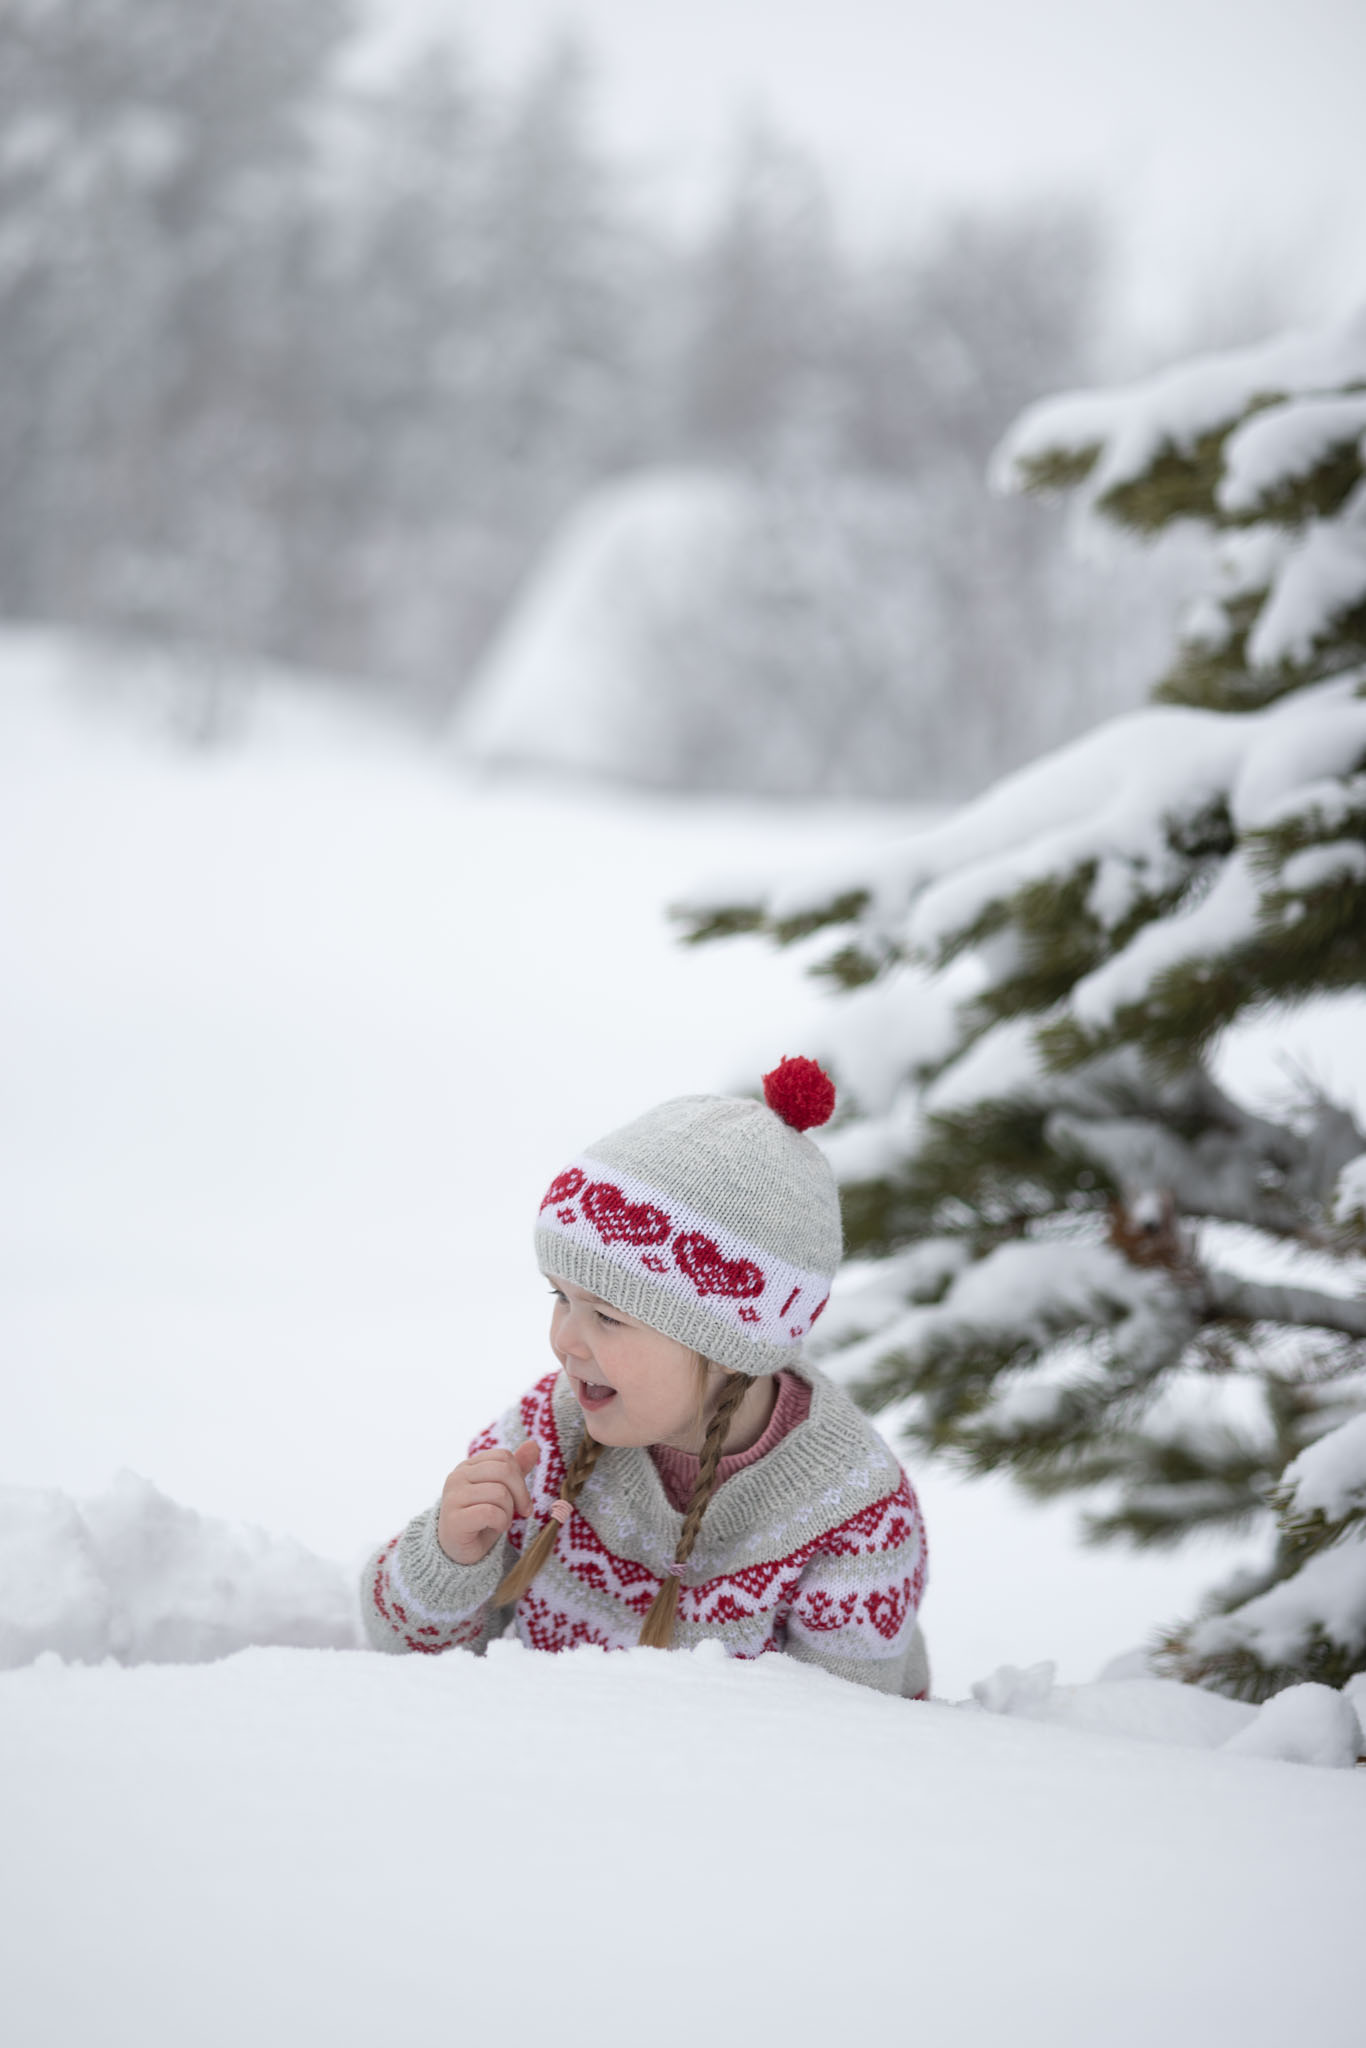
[
  {"left": 6, "top": 0, "right": 1362, "bottom": 796},
  {"left": 4, "top": 0, "right": 1365, "bottom": 1690}
]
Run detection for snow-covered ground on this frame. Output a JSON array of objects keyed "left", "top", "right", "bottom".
[
  {"left": 3, "top": 1645, "right": 1363, "bottom": 2048},
  {"left": 3, "top": 633, "right": 1363, "bottom": 2045}
]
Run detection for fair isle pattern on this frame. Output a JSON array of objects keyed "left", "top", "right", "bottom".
[
  {"left": 363, "top": 1367, "right": 930, "bottom": 1697},
  {"left": 538, "top": 1155, "right": 831, "bottom": 1349},
  {"left": 368, "top": 1535, "right": 491, "bottom": 1656}
]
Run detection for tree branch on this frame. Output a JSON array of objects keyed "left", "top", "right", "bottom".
[{"left": 1203, "top": 1270, "right": 1366, "bottom": 1341}]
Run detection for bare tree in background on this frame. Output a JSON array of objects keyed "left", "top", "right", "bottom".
[{"left": 1, "top": 5, "right": 1194, "bottom": 791}]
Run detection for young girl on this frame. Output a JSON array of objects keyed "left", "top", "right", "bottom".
[{"left": 362, "top": 1056, "right": 930, "bottom": 1697}]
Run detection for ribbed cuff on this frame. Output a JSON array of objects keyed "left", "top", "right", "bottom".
[{"left": 395, "top": 1504, "right": 509, "bottom": 1623}]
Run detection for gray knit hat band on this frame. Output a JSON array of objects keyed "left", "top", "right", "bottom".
[{"left": 534, "top": 1078, "right": 843, "bottom": 1377}]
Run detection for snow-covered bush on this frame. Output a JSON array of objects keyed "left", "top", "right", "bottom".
[{"left": 684, "top": 304, "right": 1366, "bottom": 1699}]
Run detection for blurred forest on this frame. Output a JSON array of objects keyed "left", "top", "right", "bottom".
[{"left": 1, "top": 0, "right": 1202, "bottom": 795}]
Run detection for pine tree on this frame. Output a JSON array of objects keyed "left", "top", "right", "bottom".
[{"left": 684, "top": 305, "right": 1366, "bottom": 1699}]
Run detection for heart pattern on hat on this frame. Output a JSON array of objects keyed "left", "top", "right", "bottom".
[
  {"left": 537, "top": 1151, "right": 832, "bottom": 1351},
  {"left": 582, "top": 1180, "right": 672, "bottom": 1247},
  {"left": 540, "top": 1168, "right": 586, "bottom": 1212},
  {"left": 673, "top": 1230, "right": 765, "bottom": 1300}
]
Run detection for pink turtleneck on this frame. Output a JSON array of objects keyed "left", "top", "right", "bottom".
[{"left": 648, "top": 1369, "right": 813, "bottom": 1512}]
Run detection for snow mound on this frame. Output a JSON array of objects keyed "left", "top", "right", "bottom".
[
  {"left": 0, "top": 1474, "right": 357, "bottom": 1668},
  {"left": 972, "top": 1660, "right": 1363, "bottom": 1766},
  {"left": 1223, "top": 1682, "right": 1364, "bottom": 1768},
  {"left": 454, "top": 469, "right": 746, "bottom": 780},
  {"left": 973, "top": 1659, "right": 1255, "bottom": 1749}
]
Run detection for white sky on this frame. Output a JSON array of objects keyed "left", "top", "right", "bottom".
[{"left": 366, "top": 0, "right": 1366, "bottom": 349}]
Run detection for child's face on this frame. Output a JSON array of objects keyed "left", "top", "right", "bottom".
[{"left": 546, "top": 1274, "right": 715, "bottom": 1452}]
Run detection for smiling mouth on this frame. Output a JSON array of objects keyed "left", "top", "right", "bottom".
[{"left": 573, "top": 1375, "right": 616, "bottom": 1410}]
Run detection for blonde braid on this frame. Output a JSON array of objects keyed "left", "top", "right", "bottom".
[
  {"left": 493, "top": 1425, "right": 606, "bottom": 1608},
  {"left": 638, "top": 1370, "right": 751, "bottom": 1651}
]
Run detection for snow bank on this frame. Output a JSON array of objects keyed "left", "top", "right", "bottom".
[
  {"left": 0, "top": 1474, "right": 356, "bottom": 1669},
  {"left": 972, "top": 1659, "right": 1363, "bottom": 1767},
  {"left": 973, "top": 1659, "right": 1253, "bottom": 1745},
  {"left": 3, "top": 1645, "right": 1364, "bottom": 2048},
  {"left": 5, "top": 1459, "right": 1356, "bottom": 1781}
]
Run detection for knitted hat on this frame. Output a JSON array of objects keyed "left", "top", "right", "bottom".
[{"left": 533, "top": 1056, "right": 841, "bottom": 1377}]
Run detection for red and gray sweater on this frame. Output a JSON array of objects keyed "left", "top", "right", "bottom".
[{"left": 362, "top": 1364, "right": 929, "bottom": 1697}]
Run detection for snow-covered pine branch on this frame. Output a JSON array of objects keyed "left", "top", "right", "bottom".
[{"left": 683, "top": 303, "right": 1366, "bottom": 1701}]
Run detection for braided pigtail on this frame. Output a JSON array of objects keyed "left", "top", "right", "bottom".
[
  {"left": 638, "top": 1370, "right": 750, "bottom": 1651},
  {"left": 493, "top": 1426, "right": 606, "bottom": 1608}
]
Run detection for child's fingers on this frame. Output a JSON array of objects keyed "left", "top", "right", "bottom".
[
  {"left": 462, "top": 1446, "right": 536, "bottom": 1517},
  {"left": 455, "top": 1478, "right": 525, "bottom": 1520},
  {"left": 444, "top": 1500, "right": 513, "bottom": 1558},
  {"left": 452, "top": 1500, "right": 508, "bottom": 1539}
]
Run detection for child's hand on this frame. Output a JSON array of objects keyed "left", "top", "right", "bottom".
[{"left": 437, "top": 1440, "right": 541, "bottom": 1566}]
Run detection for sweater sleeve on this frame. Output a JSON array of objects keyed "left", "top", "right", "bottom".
[
  {"left": 361, "top": 1505, "right": 513, "bottom": 1657},
  {"left": 782, "top": 1469, "right": 930, "bottom": 1698},
  {"left": 359, "top": 1372, "right": 559, "bottom": 1657}
]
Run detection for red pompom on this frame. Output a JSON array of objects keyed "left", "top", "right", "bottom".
[{"left": 762, "top": 1055, "right": 836, "bottom": 1132}]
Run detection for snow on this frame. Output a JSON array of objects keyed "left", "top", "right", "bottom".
[
  {"left": 1071, "top": 852, "right": 1261, "bottom": 1030},
  {"left": 1335, "top": 1152, "right": 1366, "bottom": 1227},
  {"left": 744, "top": 673, "right": 1366, "bottom": 1062},
  {"left": 1278, "top": 841, "right": 1366, "bottom": 892},
  {"left": 1248, "top": 484, "right": 1366, "bottom": 669},
  {"left": 1228, "top": 690, "right": 1366, "bottom": 825},
  {"left": 974, "top": 1659, "right": 1252, "bottom": 1745},
  {"left": 454, "top": 469, "right": 745, "bottom": 782},
  {"left": 992, "top": 304, "right": 1366, "bottom": 688},
  {"left": 3, "top": 1645, "right": 1366, "bottom": 2048},
  {"left": 1217, "top": 393, "right": 1366, "bottom": 516},
  {"left": 922, "top": 1012, "right": 1047, "bottom": 1113},
  {"left": 1189, "top": 1539, "right": 1366, "bottom": 1670},
  {"left": 1286, "top": 1412, "right": 1366, "bottom": 1523},
  {"left": 993, "top": 304, "right": 1366, "bottom": 509},
  {"left": 1222, "top": 1682, "right": 1364, "bottom": 1769},
  {"left": 760, "top": 672, "right": 1366, "bottom": 958},
  {"left": 974, "top": 1659, "right": 1362, "bottom": 1768},
  {"left": 0, "top": 1475, "right": 355, "bottom": 1671},
  {"left": 829, "top": 1239, "right": 1183, "bottom": 1390}
]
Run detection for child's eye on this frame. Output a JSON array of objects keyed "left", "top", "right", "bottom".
[{"left": 547, "top": 1286, "right": 621, "bottom": 1328}]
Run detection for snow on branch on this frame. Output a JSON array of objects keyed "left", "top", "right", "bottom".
[
  {"left": 1201, "top": 1272, "right": 1366, "bottom": 1344},
  {"left": 1181, "top": 1538, "right": 1366, "bottom": 1687},
  {"left": 840, "top": 1238, "right": 1194, "bottom": 1409},
  {"left": 993, "top": 304, "right": 1366, "bottom": 522},
  {"left": 1285, "top": 1412, "right": 1366, "bottom": 1525}
]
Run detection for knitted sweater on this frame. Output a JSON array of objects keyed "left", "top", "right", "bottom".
[
  {"left": 362, "top": 1364, "right": 930, "bottom": 1698},
  {"left": 649, "top": 1368, "right": 811, "bottom": 1509}
]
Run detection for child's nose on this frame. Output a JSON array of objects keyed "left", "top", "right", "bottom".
[{"left": 558, "top": 1307, "right": 594, "bottom": 1359}]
